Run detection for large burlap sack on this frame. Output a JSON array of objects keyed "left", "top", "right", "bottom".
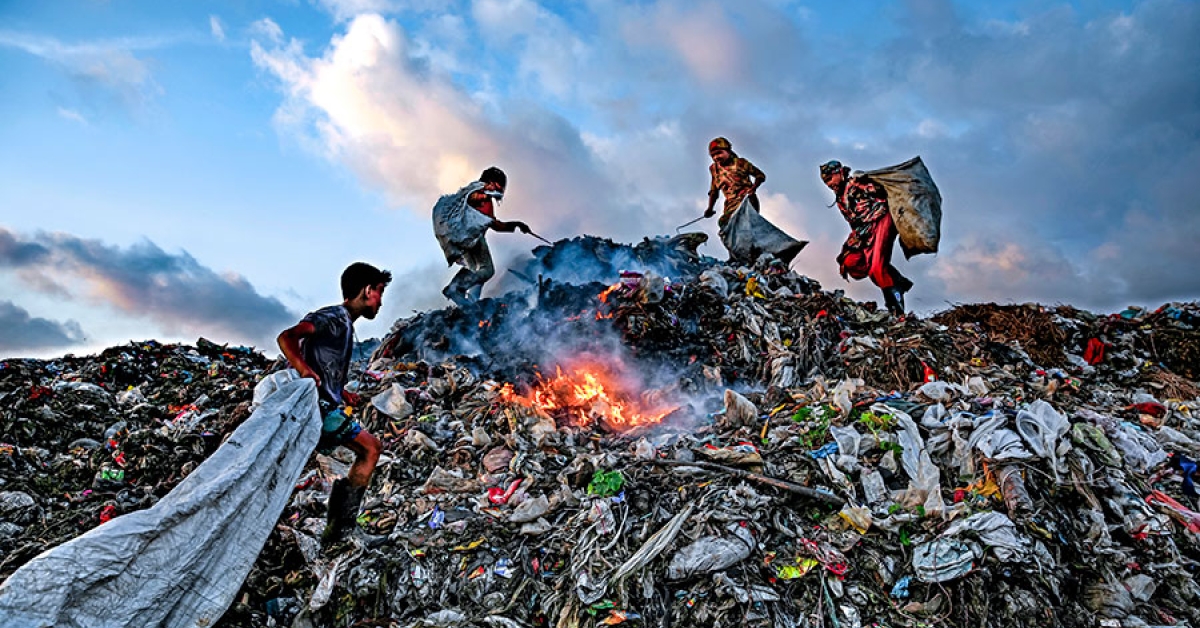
[
  {"left": 864, "top": 156, "right": 942, "bottom": 258},
  {"left": 0, "top": 374, "right": 322, "bottom": 628},
  {"left": 432, "top": 181, "right": 493, "bottom": 265},
  {"left": 718, "top": 197, "right": 807, "bottom": 265}
]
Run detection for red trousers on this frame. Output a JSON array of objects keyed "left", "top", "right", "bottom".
[{"left": 840, "top": 213, "right": 905, "bottom": 290}]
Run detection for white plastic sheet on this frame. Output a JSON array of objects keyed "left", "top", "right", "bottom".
[
  {"left": 0, "top": 373, "right": 322, "bottom": 628},
  {"left": 1016, "top": 399, "right": 1070, "bottom": 479},
  {"left": 890, "top": 406, "right": 946, "bottom": 515},
  {"left": 717, "top": 197, "right": 807, "bottom": 265}
]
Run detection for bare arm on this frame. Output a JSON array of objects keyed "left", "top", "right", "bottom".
[
  {"left": 490, "top": 219, "right": 530, "bottom": 233},
  {"left": 277, "top": 321, "right": 320, "bottom": 385},
  {"left": 749, "top": 161, "right": 766, "bottom": 193},
  {"left": 705, "top": 169, "right": 720, "bottom": 217}
]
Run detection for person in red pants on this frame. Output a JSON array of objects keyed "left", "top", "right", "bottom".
[{"left": 820, "top": 160, "right": 912, "bottom": 317}]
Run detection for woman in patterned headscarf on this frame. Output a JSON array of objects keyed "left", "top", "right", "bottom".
[
  {"left": 704, "top": 137, "right": 766, "bottom": 227},
  {"left": 820, "top": 159, "right": 913, "bottom": 317}
]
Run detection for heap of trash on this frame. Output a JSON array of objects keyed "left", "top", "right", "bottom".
[{"left": 3, "top": 235, "right": 1200, "bottom": 628}]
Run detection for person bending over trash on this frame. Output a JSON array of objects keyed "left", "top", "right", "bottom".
[
  {"left": 434, "top": 166, "right": 531, "bottom": 306},
  {"left": 701, "top": 137, "right": 806, "bottom": 266},
  {"left": 820, "top": 160, "right": 913, "bottom": 318},
  {"left": 704, "top": 137, "right": 766, "bottom": 227},
  {"left": 277, "top": 262, "right": 391, "bottom": 543}
]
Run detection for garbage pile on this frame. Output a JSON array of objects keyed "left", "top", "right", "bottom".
[
  {"left": 3, "top": 236, "right": 1200, "bottom": 628},
  {"left": 0, "top": 339, "right": 271, "bottom": 580}
]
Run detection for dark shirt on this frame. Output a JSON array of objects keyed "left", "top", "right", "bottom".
[{"left": 300, "top": 304, "right": 353, "bottom": 406}]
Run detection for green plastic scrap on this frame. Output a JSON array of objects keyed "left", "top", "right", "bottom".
[{"left": 587, "top": 469, "right": 625, "bottom": 497}]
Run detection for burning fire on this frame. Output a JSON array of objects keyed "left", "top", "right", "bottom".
[
  {"left": 598, "top": 283, "right": 620, "bottom": 303},
  {"left": 500, "top": 364, "right": 677, "bottom": 432}
]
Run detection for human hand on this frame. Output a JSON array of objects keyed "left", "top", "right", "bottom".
[
  {"left": 297, "top": 366, "right": 321, "bottom": 386},
  {"left": 704, "top": 208, "right": 716, "bottom": 219},
  {"left": 516, "top": 222, "right": 531, "bottom": 234}
]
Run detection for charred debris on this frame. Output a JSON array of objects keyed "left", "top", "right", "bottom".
[{"left": 3, "top": 234, "right": 1200, "bottom": 628}]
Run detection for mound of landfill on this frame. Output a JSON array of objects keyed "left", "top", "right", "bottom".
[{"left": 3, "top": 235, "right": 1200, "bottom": 628}]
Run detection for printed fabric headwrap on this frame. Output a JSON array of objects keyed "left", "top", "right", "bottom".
[
  {"left": 709, "top": 137, "right": 732, "bottom": 155},
  {"left": 820, "top": 160, "right": 844, "bottom": 178}
]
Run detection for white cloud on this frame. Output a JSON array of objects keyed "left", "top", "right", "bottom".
[
  {"left": 311, "top": 0, "right": 442, "bottom": 22},
  {"left": 249, "top": 18, "right": 284, "bottom": 45},
  {"left": 57, "top": 106, "right": 88, "bottom": 125},
  {"left": 250, "top": 13, "right": 622, "bottom": 242},
  {"left": 0, "top": 30, "right": 162, "bottom": 105},
  {"left": 209, "top": 15, "right": 226, "bottom": 42},
  {"left": 249, "top": 1, "right": 1200, "bottom": 314},
  {"left": 618, "top": 2, "right": 747, "bottom": 86}
]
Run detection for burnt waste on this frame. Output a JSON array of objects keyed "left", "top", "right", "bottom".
[{"left": 2, "top": 233, "right": 1200, "bottom": 627}]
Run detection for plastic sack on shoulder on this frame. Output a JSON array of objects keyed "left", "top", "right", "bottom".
[
  {"left": 863, "top": 156, "right": 942, "bottom": 258},
  {"left": 432, "top": 181, "right": 492, "bottom": 266},
  {"left": 718, "top": 197, "right": 807, "bottom": 266}
]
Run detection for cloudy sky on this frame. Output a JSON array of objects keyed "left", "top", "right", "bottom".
[{"left": 1, "top": 0, "right": 1197, "bottom": 358}]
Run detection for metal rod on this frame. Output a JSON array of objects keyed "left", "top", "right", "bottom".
[{"left": 675, "top": 215, "right": 706, "bottom": 233}]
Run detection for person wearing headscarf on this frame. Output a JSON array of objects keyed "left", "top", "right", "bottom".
[
  {"left": 705, "top": 137, "right": 766, "bottom": 226},
  {"left": 820, "top": 160, "right": 913, "bottom": 317}
]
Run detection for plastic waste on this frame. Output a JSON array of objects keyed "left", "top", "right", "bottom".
[{"left": 667, "top": 523, "right": 755, "bottom": 579}]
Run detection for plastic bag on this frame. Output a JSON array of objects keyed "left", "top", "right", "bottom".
[
  {"left": 698, "top": 269, "right": 729, "bottom": 298},
  {"left": 0, "top": 377, "right": 322, "bottom": 628},
  {"left": 942, "top": 511, "right": 1029, "bottom": 561},
  {"left": 722, "top": 389, "right": 758, "bottom": 427},
  {"left": 371, "top": 383, "right": 414, "bottom": 419},
  {"left": 432, "top": 181, "right": 492, "bottom": 266},
  {"left": 717, "top": 197, "right": 807, "bottom": 265},
  {"left": 912, "top": 538, "right": 978, "bottom": 583},
  {"left": 863, "top": 156, "right": 942, "bottom": 258},
  {"left": 1015, "top": 400, "right": 1069, "bottom": 479},
  {"left": 892, "top": 407, "right": 946, "bottom": 515},
  {"left": 667, "top": 523, "right": 754, "bottom": 579}
]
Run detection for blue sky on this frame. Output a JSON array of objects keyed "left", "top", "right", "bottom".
[{"left": 1, "top": 0, "right": 1198, "bottom": 357}]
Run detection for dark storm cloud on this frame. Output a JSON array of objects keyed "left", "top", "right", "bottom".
[
  {"left": 0, "top": 300, "right": 86, "bottom": 355},
  {"left": 0, "top": 227, "right": 296, "bottom": 345}
]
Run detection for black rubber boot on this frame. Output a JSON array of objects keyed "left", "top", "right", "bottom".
[
  {"left": 322, "top": 478, "right": 365, "bottom": 544},
  {"left": 891, "top": 288, "right": 906, "bottom": 317},
  {"left": 881, "top": 288, "right": 899, "bottom": 316}
]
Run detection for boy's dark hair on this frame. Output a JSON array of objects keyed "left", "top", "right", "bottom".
[
  {"left": 480, "top": 166, "right": 507, "bottom": 188},
  {"left": 341, "top": 262, "right": 393, "bottom": 300}
]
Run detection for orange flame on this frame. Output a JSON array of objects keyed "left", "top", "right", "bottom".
[
  {"left": 598, "top": 283, "right": 620, "bottom": 303},
  {"left": 501, "top": 364, "right": 676, "bottom": 432}
]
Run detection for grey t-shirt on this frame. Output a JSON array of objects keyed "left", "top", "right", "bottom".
[{"left": 300, "top": 304, "right": 353, "bottom": 406}]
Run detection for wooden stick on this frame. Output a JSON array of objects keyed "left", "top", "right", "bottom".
[{"left": 642, "top": 459, "right": 845, "bottom": 507}]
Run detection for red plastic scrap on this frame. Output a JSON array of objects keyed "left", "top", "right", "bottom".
[
  {"left": 1146, "top": 490, "right": 1200, "bottom": 532},
  {"left": 921, "top": 362, "right": 937, "bottom": 382},
  {"left": 488, "top": 478, "right": 523, "bottom": 504},
  {"left": 99, "top": 504, "right": 117, "bottom": 524},
  {"left": 826, "top": 562, "right": 849, "bottom": 576},
  {"left": 1083, "top": 338, "right": 1106, "bottom": 365},
  {"left": 1131, "top": 402, "right": 1166, "bottom": 418}
]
